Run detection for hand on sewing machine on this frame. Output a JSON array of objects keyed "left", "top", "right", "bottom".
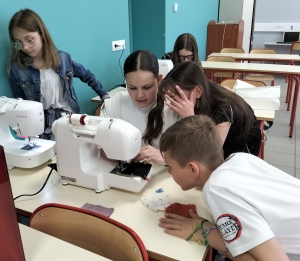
[{"left": 133, "top": 145, "right": 166, "bottom": 166}]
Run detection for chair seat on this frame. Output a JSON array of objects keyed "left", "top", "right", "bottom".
[{"left": 245, "top": 74, "right": 275, "bottom": 81}]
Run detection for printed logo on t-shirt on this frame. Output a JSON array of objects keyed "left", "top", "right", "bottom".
[{"left": 216, "top": 214, "right": 242, "bottom": 243}]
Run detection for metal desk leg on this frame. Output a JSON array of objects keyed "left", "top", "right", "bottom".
[{"left": 289, "top": 75, "right": 300, "bottom": 137}]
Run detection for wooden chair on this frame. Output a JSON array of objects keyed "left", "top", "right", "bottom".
[
  {"left": 206, "top": 56, "right": 237, "bottom": 83},
  {"left": 245, "top": 49, "right": 275, "bottom": 85},
  {"left": 94, "top": 102, "right": 104, "bottom": 116},
  {"left": 220, "top": 48, "right": 244, "bottom": 53},
  {"left": 30, "top": 203, "right": 149, "bottom": 261},
  {"left": 220, "top": 79, "right": 267, "bottom": 160}
]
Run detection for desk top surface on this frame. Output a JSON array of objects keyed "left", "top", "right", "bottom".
[
  {"left": 20, "top": 224, "right": 110, "bottom": 260},
  {"left": 11, "top": 163, "right": 210, "bottom": 261},
  {"left": 202, "top": 61, "right": 300, "bottom": 74},
  {"left": 209, "top": 52, "right": 300, "bottom": 61}
]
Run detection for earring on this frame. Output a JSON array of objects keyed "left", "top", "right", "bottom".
[{"left": 196, "top": 99, "right": 200, "bottom": 108}]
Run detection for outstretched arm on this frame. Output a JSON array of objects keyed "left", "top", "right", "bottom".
[
  {"left": 159, "top": 210, "right": 289, "bottom": 261},
  {"left": 72, "top": 58, "right": 109, "bottom": 100}
]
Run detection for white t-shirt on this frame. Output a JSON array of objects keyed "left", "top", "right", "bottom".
[
  {"left": 40, "top": 68, "right": 72, "bottom": 112},
  {"left": 203, "top": 153, "right": 300, "bottom": 260},
  {"left": 101, "top": 91, "right": 179, "bottom": 148}
]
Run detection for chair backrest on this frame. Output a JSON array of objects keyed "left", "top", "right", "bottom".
[
  {"left": 290, "top": 41, "right": 300, "bottom": 53},
  {"left": 30, "top": 203, "right": 148, "bottom": 261},
  {"left": 207, "top": 56, "right": 235, "bottom": 62},
  {"left": 220, "top": 79, "right": 266, "bottom": 90},
  {"left": 250, "top": 49, "right": 276, "bottom": 54},
  {"left": 220, "top": 48, "right": 244, "bottom": 53}
]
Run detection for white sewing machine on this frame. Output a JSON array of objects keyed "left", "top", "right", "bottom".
[
  {"left": 52, "top": 113, "right": 152, "bottom": 193},
  {"left": 0, "top": 97, "right": 55, "bottom": 169}
]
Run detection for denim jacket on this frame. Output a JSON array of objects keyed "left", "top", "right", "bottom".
[{"left": 9, "top": 50, "right": 109, "bottom": 113}]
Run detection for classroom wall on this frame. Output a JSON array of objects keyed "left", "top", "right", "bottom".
[
  {"left": 0, "top": 0, "right": 130, "bottom": 115},
  {"left": 130, "top": 0, "right": 218, "bottom": 61},
  {"left": 164, "top": 0, "right": 219, "bottom": 61},
  {"left": 131, "top": 0, "right": 165, "bottom": 58},
  {"left": 252, "top": 0, "right": 300, "bottom": 53}
]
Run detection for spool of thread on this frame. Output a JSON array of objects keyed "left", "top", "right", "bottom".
[{"left": 69, "top": 114, "right": 89, "bottom": 126}]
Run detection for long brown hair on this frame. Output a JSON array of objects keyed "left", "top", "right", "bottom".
[
  {"left": 145, "top": 62, "right": 255, "bottom": 139},
  {"left": 172, "top": 33, "right": 202, "bottom": 68},
  {"left": 124, "top": 50, "right": 164, "bottom": 146},
  {"left": 7, "top": 8, "right": 59, "bottom": 73}
]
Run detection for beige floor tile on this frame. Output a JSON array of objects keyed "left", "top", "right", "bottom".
[
  {"left": 296, "top": 156, "right": 300, "bottom": 169},
  {"left": 296, "top": 145, "right": 300, "bottom": 156},
  {"left": 267, "top": 131, "right": 295, "bottom": 144},
  {"left": 264, "top": 151, "right": 294, "bottom": 168},
  {"left": 268, "top": 123, "right": 291, "bottom": 134},
  {"left": 265, "top": 140, "right": 295, "bottom": 154},
  {"left": 273, "top": 117, "right": 293, "bottom": 126},
  {"left": 274, "top": 110, "right": 291, "bottom": 120}
]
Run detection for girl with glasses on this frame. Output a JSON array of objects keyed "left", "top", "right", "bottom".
[
  {"left": 162, "top": 33, "right": 202, "bottom": 68},
  {"left": 101, "top": 50, "right": 178, "bottom": 165},
  {"left": 7, "top": 9, "right": 109, "bottom": 140}
]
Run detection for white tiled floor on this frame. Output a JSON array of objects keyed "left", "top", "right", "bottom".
[{"left": 264, "top": 76, "right": 300, "bottom": 179}]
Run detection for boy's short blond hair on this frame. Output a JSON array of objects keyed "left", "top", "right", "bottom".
[{"left": 160, "top": 115, "right": 224, "bottom": 170}]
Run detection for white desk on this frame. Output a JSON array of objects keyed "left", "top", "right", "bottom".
[
  {"left": 202, "top": 61, "right": 300, "bottom": 137},
  {"left": 11, "top": 163, "right": 212, "bottom": 261},
  {"left": 20, "top": 224, "right": 110, "bottom": 260},
  {"left": 208, "top": 52, "right": 300, "bottom": 62}
]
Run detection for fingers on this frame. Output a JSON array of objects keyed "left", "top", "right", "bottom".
[
  {"left": 159, "top": 222, "right": 182, "bottom": 231},
  {"left": 175, "top": 85, "right": 187, "bottom": 99},
  {"left": 166, "top": 85, "right": 187, "bottom": 101},
  {"left": 188, "top": 209, "right": 200, "bottom": 218},
  {"left": 164, "top": 213, "right": 186, "bottom": 220},
  {"left": 134, "top": 146, "right": 158, "bottom": 164},
  {"left": 163, "top": 228, "right": 185, "bottom": 238}
]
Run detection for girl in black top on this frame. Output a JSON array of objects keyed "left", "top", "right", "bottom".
[{"left": 143, "top": 61, "right": 261, "bottom": 159}]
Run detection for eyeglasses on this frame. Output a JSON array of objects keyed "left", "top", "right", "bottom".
[
  {"left": 12, "top": 37, "right": 36, "bottom": 50},
  {"left": 178, "top": 55, "right": 194, "bottom": 61}
]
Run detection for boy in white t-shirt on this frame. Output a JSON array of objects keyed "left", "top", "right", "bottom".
[{"left": 159, "top": 115, "right": 300, "bottom": 261}]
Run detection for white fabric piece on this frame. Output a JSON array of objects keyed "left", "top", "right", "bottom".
[
  {"left": 232, "top": 79, "right": 280, "bottom": 110},
  {"left": 101, "top": 91, "right": 179, "bottom": 148},
  {"left": 203, "top": 153, "right": 300, "bottom": 259},
  {"left": 40, "top": 68, "right": 72, "bottom": 112},
  {"left": 141, "top": 194, "right": 171, "bottom": 211}
]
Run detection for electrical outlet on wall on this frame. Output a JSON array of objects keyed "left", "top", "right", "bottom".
[{"left": 112, "top": 40, "right": 125, "bottom": 51}]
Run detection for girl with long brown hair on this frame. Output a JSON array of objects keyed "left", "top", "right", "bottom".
[{"left": 145, "top": 61, "right": 261, "bottom": 159}]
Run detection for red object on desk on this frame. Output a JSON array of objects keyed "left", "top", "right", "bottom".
[
  {"left": 165, "top": 203, "right": 197, "bottom": 218},
  {"left": 0, "top": 146, "right": 26, "bottom": 261}
]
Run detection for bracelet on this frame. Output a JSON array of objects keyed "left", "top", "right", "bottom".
[
  {"left": 201, "top": 219, "right": 208, "bottom": 227},
  {"left": 221, "top": 248, "right": 229, "bottom": 260},
  {"left": 186, "top": 220, "right": 216, "bottom": 247},
  {"left": 192, "top": 233, "right": 204, "bottom": 245}
]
